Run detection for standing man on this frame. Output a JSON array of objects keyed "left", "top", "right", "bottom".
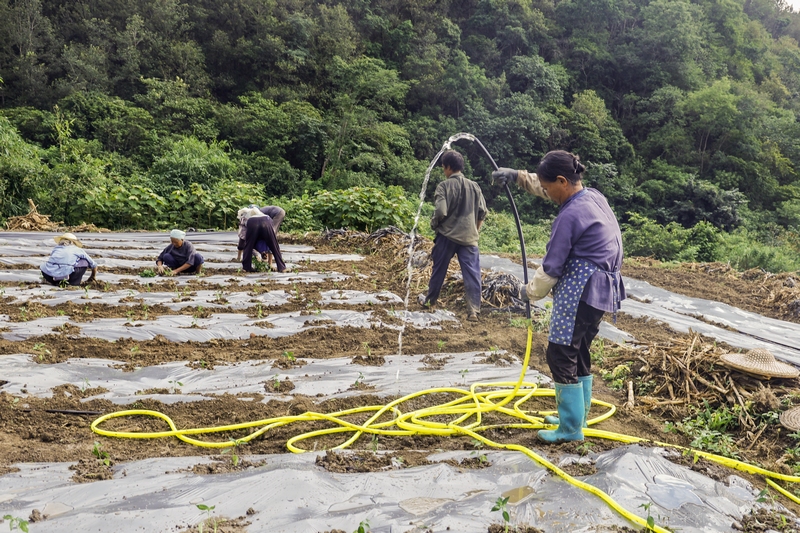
[{"left": 421, "top": 150, "right": 487, "bottom": 322}]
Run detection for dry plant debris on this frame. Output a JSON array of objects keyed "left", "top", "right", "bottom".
[{"left": 605, "top": 331, "right": 799, "bottom": 438}]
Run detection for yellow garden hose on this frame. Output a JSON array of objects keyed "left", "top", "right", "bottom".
[{"left": 92, "top": 324, "right": 800, "bottom": 532}]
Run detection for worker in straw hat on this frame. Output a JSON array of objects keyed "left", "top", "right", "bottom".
[
  {"left": 155, "top": 229, "right": 205, "bottom": 276},
  {"left": 40, "top": 233, "right": 99, "bottom": 286}
]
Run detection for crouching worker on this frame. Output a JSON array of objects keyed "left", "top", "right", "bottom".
[
  {"left": 493, "top": 150, "right": 625, "bottom": 443},
  {"left": 40, "top": 233, "right": 98, "bottom": 286},
  {"left": 156, "top": 229, "right": 204, "bottom": 276},
  {"left": 241, "top": 212, "right": 286, "bottom": 273}
]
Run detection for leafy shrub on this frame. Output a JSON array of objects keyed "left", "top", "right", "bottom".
[
  {"left": 75, "top": 179, "right": 265, "bottom": 230},
  {"left": 478, "top": 210, "right": 551, "bottom": 255},
  {"left": 148, "top": 137, "right": 242, "bottom": 194},
  {"left": 622, "top": 212, "right": 720, "bottom": 263},
  {"left": 277, "top": 193, "right": 321, "bottom": 233},
  {"left": 717, "top": 228, "right": 800, "bottom": 272},
  {"left": 622, "top": 212, "right": 691, "bottom": 261},
  {"left": 313, "top": 186, "right": 412, "bottom": 231}
]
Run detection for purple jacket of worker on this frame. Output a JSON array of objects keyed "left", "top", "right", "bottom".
[{"left": 541, "top": 188, "right": 626, "bottom": 312}]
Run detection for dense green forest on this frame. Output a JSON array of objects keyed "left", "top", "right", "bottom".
[{"left": 3, "top": 0, "right": 800, "bottom": 269}]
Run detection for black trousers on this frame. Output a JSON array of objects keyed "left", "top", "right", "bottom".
[
  {"left": 242, "top": 216, "right": 285, "bottom": 272},
  {"left": 546, "top": 301, "right": 605, "bottom": 384},
  {"left": 42, "top": 267, "right": 87, "bottom": 286}
]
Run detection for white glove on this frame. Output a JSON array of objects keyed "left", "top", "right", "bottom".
[{"left": 524, "top": 266, "right": 558, "bottom": 300}]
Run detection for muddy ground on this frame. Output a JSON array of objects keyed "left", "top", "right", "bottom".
[{"left": 3, "top": 232, "right": 800, "bottom": 531}]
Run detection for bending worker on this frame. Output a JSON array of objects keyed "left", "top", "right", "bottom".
[
  {"left": 156, "top": 229, "right": 205, "bottom": 275},
  {"left": 239, "top": 207, "right": 286, "bottom": 273},
  {"left": 493, "top": 150, "right": 625, "bottom": 443},
  {"left": 236, "top": 205, "right": 286, "bottom": 268},
  {"left": 40, "top": 233, "right": 98, "bottom": 286},
  {"left": 421, "top": 149, "right": 486, "bottom": 322}
]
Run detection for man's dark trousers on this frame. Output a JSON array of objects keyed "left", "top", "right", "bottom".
[{"left": 425, "top": 233, "right": 481, "bottom": 313}]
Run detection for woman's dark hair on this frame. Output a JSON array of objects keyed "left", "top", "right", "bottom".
[
  {"left": 535, "top": 150, "right": 585, "bottom": 184},
  {"left": 441, "top": 150, "right": 464, "bottom": 172}
]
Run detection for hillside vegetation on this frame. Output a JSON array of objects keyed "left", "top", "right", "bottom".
[{"left": 2, "top": 0, "right": 800, "bottom": 270}]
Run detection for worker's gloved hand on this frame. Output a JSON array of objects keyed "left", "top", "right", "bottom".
[
  {"left": 518, "top": 283, "right": 530, "bottom": 302},
  {"left": 492, "top": 168, "right": 519, "bottom": 187}
]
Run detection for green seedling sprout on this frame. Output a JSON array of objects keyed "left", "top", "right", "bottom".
[
  {"left": 2, "top": 515, "right": 29, "bottom": 532},
  {"left": 92, "top": 441, "right": 110, "bottom": 466},
  {"left": 353, "top": 519, "right": 370, "bottom": 533},
  {"left": 436, "top": 339, "right": 447, "bottom": 352},
  {"left": 168, "top": 380, "right": 183, "bottom": 394},
  {"left": 56, "top": 309, "right": 65, "bottom": 316},
  {"left": 354, "top": 372, "right": 365, "bottom": 387},
  {"left": 221, "top": 439, "right": 244, "bottom": 467},
  {"left": 470, "top": 450, "right": 488, "bottom": 464},
  {"left": 491, "top": 496, "right": 511, "bottom": 533},
  {"left": 272, "top": 375, "right": 280, "bottom": 388},
  {"left": 282, "top": 351, "right": 295, "bottom": 362},
  {"left": 130, "top": 345, "right": 140, "bottom": 354},
  {"left": 83, "top": 285, "right": 90, "bottom": 299},
  {"left": 576, "top": 441, "right": 595, "bottom": 456},
  {"left": 256, "top": 303, "right": 263, "bottom": 319},
  {"left": 140, "top": 268, "right": 157, "bottom": 278},
  {"left": 362, "top": 342, "right": 371, "bottom": 356},
  {"left": 459, "top": 368, "right": 469, "bottom": 382},
  {"left": 196, "top": 503, "right": 218, "bottom": 533},
  {"left": 80, "top": 377, "right": 91, "bottom": 392},
  {"left": 371, "top": 434, "right": 379, "bottom": 453},
  {"left": 32, "top": 342, "right": 50, "bottom": 361},
  {"left": 638, "top": 502, "right": 656, "bottom": 530}
]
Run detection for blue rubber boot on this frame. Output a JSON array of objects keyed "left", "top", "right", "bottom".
[
  {"left": 538, "top": 382, "right": 584, "bottom": 443},
  {"left": 544, "top": 375, "right": 593, "bottom": 427}
]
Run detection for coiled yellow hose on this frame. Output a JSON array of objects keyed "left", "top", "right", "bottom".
[{"left": 92, "top": 327, "right": 797, "bottom": 532}]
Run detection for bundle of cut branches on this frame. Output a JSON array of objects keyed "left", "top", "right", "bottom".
[
  {"left": 5, "top": 200, "right": 61, "bottom": 231},
  {"left": 608, "top": 331, "right": 798, "bottom": 433},
  {"left": 482, "top": 271, "right": 526, "bottom": 310}
]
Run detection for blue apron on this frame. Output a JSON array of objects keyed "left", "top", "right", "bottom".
[
  {"left": 548, "top": 258, "right": 598, "bottom": 345},
  {"left": 548, "top": 257, "right": 622, "bottom": 345}
]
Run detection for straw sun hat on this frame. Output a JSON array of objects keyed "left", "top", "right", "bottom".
[
  {"left": 719, "top": 348, "right": 799, "bottom": 380},
  {"left": 53, "top": 232, "right": 83, "bottom": 247}
]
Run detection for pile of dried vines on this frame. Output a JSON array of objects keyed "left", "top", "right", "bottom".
[{"left": 609, "top": 331, "right": 799, "bottom": 438}]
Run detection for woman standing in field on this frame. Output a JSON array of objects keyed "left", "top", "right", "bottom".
[{"left": 493, "top": 150, "right": 625, "bottom": 443}]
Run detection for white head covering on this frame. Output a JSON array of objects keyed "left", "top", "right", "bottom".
[
  {"left": 237, "top": 207, "right": 265, "bottom": 222},
  {"left": 170, "top": 229, "right": 186, "bottom": 240}
]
